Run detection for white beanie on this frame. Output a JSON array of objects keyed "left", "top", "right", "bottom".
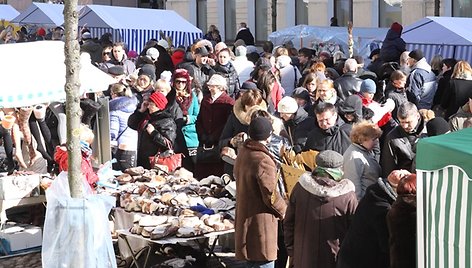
[{"left": 277, "top": 96, "right": 298, "bottom": 114}]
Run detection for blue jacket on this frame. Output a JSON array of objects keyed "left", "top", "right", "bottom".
[
  {"left": 407, "top": 58, "right": 438, "bottom": 109},
  {"left": 109, "top": 96, "right": 139, "bottom": 151},
  {"left": 181, "top": 92, "right": 200, "bottom": 148}
]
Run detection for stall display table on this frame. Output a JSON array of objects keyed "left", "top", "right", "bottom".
[
  {"left": 0, "top": 196, "right": 46, "bottom": 224},
  {"left": 117, "top": 229, "right": 234, "bottom": 268}
]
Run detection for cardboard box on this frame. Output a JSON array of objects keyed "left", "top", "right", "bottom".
[
  {"left": 0, "top": 174, "right": 40, "bottom": 200},
  {"left": 0, "top": 223, "right": 42, "bottom": 253}
]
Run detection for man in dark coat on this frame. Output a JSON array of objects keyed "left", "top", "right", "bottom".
[
  {"left": 284, "top": 150, "right": 357, "bottom": 268},
  {"left": 234, "top": 117, "right": 287, "bottom": 267},
  {"left": 80, "top": 32, "right": 103, "bottom": 65},
  {"left": 334, "top": 59, "right": 363, "bottom": 101},
  {"left": 337, "top": 169, "right": 411, "bottom": 268},
  {"left": 184, "top": 46, "right": 213, "bottom": 95},
  {"left": 127, "top": 92, "right": 177, "bottom": 169},
  {"left": 235, "top": 22, "right": 255, "bottom": 46},
  {"left": 277, "top": 96, "right": 316, "bottom": 153},
  {"left": 304, "top": 103, "right": 352, "bottom": 155},
  {"left": 381, "top": 102, "right": 427, "bottom": 177}
]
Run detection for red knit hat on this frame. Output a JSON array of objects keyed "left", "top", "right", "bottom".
[
  {"left": 390, "top": 22, "right": 403, "bottom": 34},
  {"left": 149, "top": 92, "right": 168, "bottom": 110}
]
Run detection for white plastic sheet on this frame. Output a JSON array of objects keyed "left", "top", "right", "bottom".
[{"left": 42, "top": 172, "right": 117, "bottom": 268}]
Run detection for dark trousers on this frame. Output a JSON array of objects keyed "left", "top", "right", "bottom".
[{"left": 113, "top": 149, "right": 136, "bottom": 171}]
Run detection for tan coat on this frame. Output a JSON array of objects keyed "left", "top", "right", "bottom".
[{"left": 234, "top": 139, "right": 287, "bottom": 262}]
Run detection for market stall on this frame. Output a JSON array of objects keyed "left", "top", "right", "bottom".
[
  {"left": 78, "top": 5, "right": 203, "bottom": 52},
  {"left": 402, "top": 16, "right": 472, "bottom": 63},
  {"left": 104, "top": 167, "right": 236, "bottom": 266},
  {"left": 416, "top": 128, "right": 472, "bottom": 268}
]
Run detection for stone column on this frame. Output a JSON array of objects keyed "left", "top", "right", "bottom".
[
  {"left": 402, "top": 0, "right": 427, "bottom": 25},
  {"left": 353, "top": 0, "right": 375, "bottom": 27},
  {"left": 308, "top": 0, "right": 330, "bottom": 26}
]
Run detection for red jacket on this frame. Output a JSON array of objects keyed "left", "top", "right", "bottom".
[{"left": 54, "top": 146, "right": 98, "bottom": 187}]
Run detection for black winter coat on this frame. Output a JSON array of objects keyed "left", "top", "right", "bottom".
[
  {"left": 433, "top": 69, "right": 453, "bottom": 107},
  {"left": 387, "top": 194, "right": 417, "bottom": 268},
  {"left": 211, "top": 62, "right": 240, "bottom": 99},
  {"left": 379, "top": 29, "right": 406, "bottom": 63},
  {"left": 165, "top": 90, "right": 185, "bottom": 153},
  {"left": 128, "top": 109, "right": 177, "bottom": 169},
  {"left": 283, "top": 107, "right": 316, "bottom": 153},
  {"left": 303, "top": 117, "right": 352, "bottom": 154},
  {"left": 381, "top": 117, "right": 426, "bottom": 177},
  {"left": 185, "top": 62, "right": 213, "bottom": 95},
  {"left": 337, "top": 178, "right": 397, "bottom": 268},
  {"left": 334, "top": 72, "right": 363, "bottom": 101},
  {"left": 441, "top": 79, "right": 472, "bottom": 119}
]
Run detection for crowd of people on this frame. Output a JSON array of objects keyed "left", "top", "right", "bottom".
[{"left": 2, "top": 20, "right": 472, "bottom": 268}]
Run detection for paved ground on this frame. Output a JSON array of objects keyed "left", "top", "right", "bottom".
[{"left": 0, "top": 250, "right": 244, "bottom": 268}]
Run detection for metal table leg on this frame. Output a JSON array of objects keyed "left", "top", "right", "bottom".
[{"left": 119, "top": 233, "right": 151, "bottom": 268}]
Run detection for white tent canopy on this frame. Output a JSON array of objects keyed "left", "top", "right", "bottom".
[
  {"left": 268, "top": 25, "right": 388, "bottom": 60},
  {"left": 0, "top": 4, "right": 20, "bottom": 21},
  {"left": 11, "top": 2, "right": 82, "bottom": 27},
  {"left": 402, "top": 16, "right": 472, "bottom": 63},
  {"left": 0, "top": 41, "right": 115, "bottom": 108},
  {"left": 78, "top": 5, "right": 203, "bottom": 52}
]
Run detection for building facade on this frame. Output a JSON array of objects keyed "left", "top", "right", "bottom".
[{"left": 8, "top": 0, "right": 472, "bottom": 43}]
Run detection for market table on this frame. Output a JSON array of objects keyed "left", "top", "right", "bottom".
[
  {"left": 116, "top": 228, "right": 234, "bottom": 268},
  {"left": 0, "top": 196, "right": 46, "bottom": 224}
]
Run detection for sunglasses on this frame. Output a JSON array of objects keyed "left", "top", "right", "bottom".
[
  {"left": 175, "top": 80, "right": 187, "bottom": 84},
  {"left": 102, "top": 52, "right": 112, "bottom": 56}
]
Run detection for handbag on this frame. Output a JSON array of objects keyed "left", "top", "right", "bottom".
[
  {"left": 196, "top": 144, "right": 221, "bottom": 164},
  {"left": 111, "top": 126, "right": 128, "bottom": 157},
  {"left": 149, "top": 139, "right": 183, "bottom": 172}
]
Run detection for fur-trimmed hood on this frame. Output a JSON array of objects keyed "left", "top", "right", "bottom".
[
  {"left": 413, "top": 58, "right": 432, "bottom": 73},
  {"left": 298, "top": 172, "right": 355, "bottom": 199},
  {"left": 109, "top": 95, "right": 138, "bottom": 113},
  {"left": 232, "top": 98, "right": 268, "bottom": 125}
]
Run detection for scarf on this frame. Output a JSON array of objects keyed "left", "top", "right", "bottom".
[{"left": 314, "top": 166, "right": 344, "bottom": 181}]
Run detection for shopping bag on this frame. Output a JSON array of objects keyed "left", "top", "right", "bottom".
[
  {"left": 150, "top": 150, "right": 183, "bottom": 172},
  {"left": 280, "top": 163, "right": 306, "bottom": 197}
]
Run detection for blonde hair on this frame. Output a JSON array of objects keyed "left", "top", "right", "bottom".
[
  {"left": 452, "top": 60, "right": 472, "bottom": 79},
  {"left": 350, "top": 121, "right": 382, "bottom": 144},
  {"left": 80, "top": 123, "right": 95, "bottom": 145},
  {"left": 274, "top": 47, "right": 289, "bottom": 58},
  {"left": 154, "top": 79, "right": 171, "bottom": 93},
  {"left": 110, "top": 83, "right": 133, "bottom": 97}
]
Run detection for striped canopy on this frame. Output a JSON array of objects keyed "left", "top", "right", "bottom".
[
  {"left": 0, "top": 41, "right": 115, "bottom": 108},
  {"left": 416, "top": 128, "right": 472, "bottom": 268},
  {"left": 403, "top": 16, "right": 472, "bottom": 63},
  {"left": 78, "top": 5, "right": 202, "bottom": 53}
]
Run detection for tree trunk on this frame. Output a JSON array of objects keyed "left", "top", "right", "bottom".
[{"left": 64, "top": 0, "right": 83, "bottom": 199}]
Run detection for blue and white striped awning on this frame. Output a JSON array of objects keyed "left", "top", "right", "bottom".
[
  {"left": 406, "top": 43, "right": 472, "bottom": 64},
  {"left": 79, "top": 5, "right": 202, "bottom": 53},
  {"left": 403, "top": 16, "right": 472, "bottom": 63}
]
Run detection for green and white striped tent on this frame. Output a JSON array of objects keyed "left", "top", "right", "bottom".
[{"left": 416, "top": 128, "right": 472, "bottom": 268}]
